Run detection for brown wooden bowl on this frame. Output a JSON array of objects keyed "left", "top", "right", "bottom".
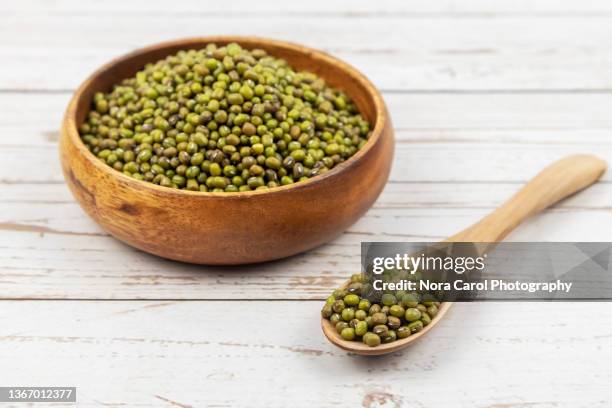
[{"left": 60, "top": 36, "right": 394, "bottom": 265}]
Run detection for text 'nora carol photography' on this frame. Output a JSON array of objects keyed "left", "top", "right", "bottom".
[{"left": 362, "top": 242, "right": 612, "bottom": 300}]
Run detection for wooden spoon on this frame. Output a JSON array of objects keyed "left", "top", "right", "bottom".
[{"left": 322, "top": 154, "right": 607, "bottom": 355}]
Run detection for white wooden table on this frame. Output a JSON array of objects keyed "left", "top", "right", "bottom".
[{"left": 2, "top": 1, "right": 612, "bottom": 406}]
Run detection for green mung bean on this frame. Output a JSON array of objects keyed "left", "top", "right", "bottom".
[
  {"left": 80, "top": 43, "right": 371, "bottom": 192},
  {"left": 322, "top": 276, "right": 441, "bottom": 347}
]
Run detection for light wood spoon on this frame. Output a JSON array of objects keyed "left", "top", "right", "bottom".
[{"left": 322, "top": 154, "right": 607, "bottom": 355}]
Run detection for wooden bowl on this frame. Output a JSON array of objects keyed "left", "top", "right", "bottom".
[{"left": 60, "top": 36, "right": 394, "bottom": 265}]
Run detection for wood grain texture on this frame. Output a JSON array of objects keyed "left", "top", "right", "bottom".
[
  {"left": 6, "top": 92, "right": 612, "bottom": 136},
  {"left": 449, "top": 155, "right": 607, "bottom": 242},
  {"left": 5, "top": 92, "right": 612, "bottom": 186},
  {"left": 60, "top": 36, "right": 394, "bottom": 264},
  {"left": 3, "top": 7, "right": 612, "bottom": 92},
  {"left": 3, "top": 180, "right": 612, "bottom": 300},
  {"left": 1, "top": 301, "right": 611, "bottom": 407},
  {"left": 7, "top": 0, "right": 612, "bottom": 14},
  {"left": 2, "top": 0, "right": 612, "bottom": 405}
]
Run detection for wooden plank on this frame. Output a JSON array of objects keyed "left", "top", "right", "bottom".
[
  {"left": 2, "top": 15, "right": 612, "bottom": 91},
  {"left": 2, "top": 181, "right": 610, "bottom": 228},
  {"left": 0, "top": 301, "right": 611, "bottom": 406},
  {"left": 1, "top": 180, "right": 610, "bottom": 300},
  {"left": 5, "top": 92, "right": 612, "bottom": 138},
  {"left": 2, "top": 92, "right": 612, "bottom": 184},
  {"left": 6, "top": 0, "right": 612, "bottom": 15},
  {"left": 4, "top": 180, "right": 611, "bottom": 209},
  {"left": 5, "top": 141, "right": 612, "bottom": 184}
]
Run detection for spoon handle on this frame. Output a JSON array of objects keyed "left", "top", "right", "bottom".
[{"left": 448, "top": 154, "right": 607, "bottom": 243}]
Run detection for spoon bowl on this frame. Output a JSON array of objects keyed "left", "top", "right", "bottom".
[
  {"left": 321, "top": 154, "right": 607, "bottom": 355},
  {"left": 322, "top": 301, "right": 452, "bottom": 355}
]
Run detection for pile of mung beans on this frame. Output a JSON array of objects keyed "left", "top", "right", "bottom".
[
  {"left": 321, "top": 274, "right": 440, "bottom": 347},
  {"left": 79, "top": 43, "right": 371, "bottom": 192}
]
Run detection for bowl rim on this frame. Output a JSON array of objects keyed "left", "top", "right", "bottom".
[{"left": 63, "top": 35, "right": 387, "bottom": 199}]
